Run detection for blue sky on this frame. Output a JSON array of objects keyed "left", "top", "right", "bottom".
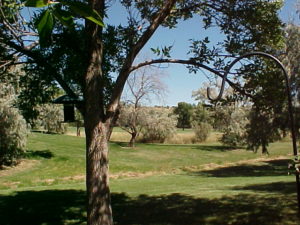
[{"left": 108, "top": 0, "right": 299, "bottom": 106}]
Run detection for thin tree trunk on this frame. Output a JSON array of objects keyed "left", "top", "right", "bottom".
[{"left": 129, "top": 132, "right": 137, "bottom": 147}]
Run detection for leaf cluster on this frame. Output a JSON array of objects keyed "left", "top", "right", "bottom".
[{"left": 24, "top": 0, "right": 104, "bottom": 47}]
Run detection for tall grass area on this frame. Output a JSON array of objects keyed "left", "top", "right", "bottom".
[
  {"left": 0, "top": 132, "right": 298, "bottom": 225},
  {"left": 67, "top": 126, "right": 222, "bottom": 144}
]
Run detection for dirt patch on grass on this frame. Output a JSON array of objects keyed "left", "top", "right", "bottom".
[
  {"left": 57, "top": 170, "right": 178, "bottom": 181},
  {"left": 110, "top": 171, "right": 171, "bottom": 179},
  {"left": 1, "top": 181, "right": 21, "bottom": 189},
  {"left": 0, "top": 159, "right": 39, "bottom": 177},
  {"left": 61, "top": 175, "right": 85, "bottom": 181},
  {"left": 38, "top": 156, "right": 290, "bottom": 183}
]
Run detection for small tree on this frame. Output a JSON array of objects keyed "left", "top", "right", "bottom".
[
  {"left": 140, "top": 107, "right": 177, "bottom": 143},
  {"left": 211, "top": 106, "right": 233, "bottom": 131},
  {"left": 192, "top": 122, "right": 212, "bottom": 143},
  {"left": 192, "top": 103, "right": 211, "bottom": 125},
  {"left": 220, "top": 107, "right": 249, "bottom": 147},
  {"left": 174, "top": 102, "right": 193, "bottom": 130},
  {"left": 118, "top": 104, "right": 144, "bottom": 147},
  {"left": 190, "top": 104, "right": 212, "bottom": 143},
  {"left": 246, "top": 107, "right": 282, "bottom": 154},
  {"left": 119, "top": 66, "right": 167, "bottom": 147}
]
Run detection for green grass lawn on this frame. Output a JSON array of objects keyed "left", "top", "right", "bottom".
[{"left": 0, "top": 132, "right": 299, "bottom": 225}]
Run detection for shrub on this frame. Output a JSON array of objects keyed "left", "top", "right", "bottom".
[
  {"left": 192, "top": 122, "right": 212, "bottom": 143},
  {"left": 211, "top": 106, "right": 232, "bottom": 131},
  {"left": 220, "top": 131, "right": 245, "bottom": 147},
  {"left": 36, "top": 104, "right": 67, "bottom": 134},
  {"left": 140, "top": 107, "right": 177, "bottom": 143},
  {"left": 0, "top": 101, "right": 29, "bottom": 166},
  {"left": 192, "top": 103, "right": 211, "bottom": 125},
  {"left": 220, "top": 108, "right": 248, "bottom": 147}
]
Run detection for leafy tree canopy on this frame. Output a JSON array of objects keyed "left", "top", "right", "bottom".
[{"left": 1, "top": 0, "right": 284, "bottom": 108}]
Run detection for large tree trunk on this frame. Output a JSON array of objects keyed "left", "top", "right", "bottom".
[
  {"left": 84, "top": 57, "right": 114, "bottom": 224},
  {"left": 82, "top": 1, "right": 176, "bottom": 224},
  {"left": 84, "top": 0, "right": 113, "bottom": 224},
  {"left": 85, "top": 119, "right": 113, "bottom": 225}
]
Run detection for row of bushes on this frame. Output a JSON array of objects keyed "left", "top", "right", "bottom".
[
  {"left": 117, "top": 106, "right": 213, "bottom": 145},
  {"left": 0, "top": 99, "right": 66, "bottom": 167}
]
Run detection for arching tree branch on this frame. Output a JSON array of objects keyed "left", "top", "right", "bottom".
[{"left": 130, "top": 58, "right": 255, "bottom": 100}]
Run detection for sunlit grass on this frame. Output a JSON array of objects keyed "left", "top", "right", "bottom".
[
  {"left": 0, "top": 132, "right": 298, "bottom": 225},
  {"left": 0, "top": 132, "right": 294, "bottom": 191}
]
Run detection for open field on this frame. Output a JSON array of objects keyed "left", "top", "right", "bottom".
[{"left": 0, "top": 132, "right": 299, "bottom": 224}]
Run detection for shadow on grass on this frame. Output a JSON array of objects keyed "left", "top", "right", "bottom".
[
  {"left": 31, "top": 130, "right": 61, "bottom": 135},
  {"left": 159, "top": 144, "right": 237, "bottom": 151},
  {"left": 196, "top": 159, "right": 291, "bottom": 177},
  {"left": 0, "top": 190, "right": 298, "bottom": 225},
  {"left": 113, "top": 142, "right": 238, "bottom": 152},
  {"left": 192, "top": 145, "right": 239, "bottom": 151},
  {"left": 233, "top": 181, "right": 297, "bottom": 195},
  {"left": 0, "top": 190, "right": 86, "bottom": 225},
  {"left": 25, "top": 150, "right": 54, "bottom": 159}
]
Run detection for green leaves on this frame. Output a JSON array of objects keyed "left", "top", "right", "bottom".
[
  {"left": 25, "top": 0, "right": 104, "bottom": 27},
  {"left": 151, "top": 45, "right": 173, "bottom": 58},
  {"left": 60, "top": 1, "right": 104, "bottom": 27},
  {"left": 150, "top": 47, "right": 161, "bottom": 56},
  {"left": 25, "top": 0, "right": 52, "bottom": 8},
  {"left": 36, "top": 10, "right": 54, "bottom": 47},
  {"left": 52, "top": 7, "right": 74, "bottom": 28},
  {"left": 24, "top": 0, "right": 104, "bottom": 47}
]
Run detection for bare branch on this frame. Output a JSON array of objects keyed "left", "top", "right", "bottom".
[
  {"left": 0, "top": 60, "right": 13, "bottom": 69},
  {"left": 130, "top": 58, "right": 254, "bottom": 100}
]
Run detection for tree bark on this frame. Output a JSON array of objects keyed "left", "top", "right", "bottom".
[
  {"left": 84, "top": 58, "right": 114, "bottom": 224},
  {"left": 129, "top": 132, "right": 137, "bottom": 147},
  {"left": 85, "top": 120, "right": 113, "bottom": 225},
  {"left": 84, "top": 0, "right": 113, "bottom": 224}
]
